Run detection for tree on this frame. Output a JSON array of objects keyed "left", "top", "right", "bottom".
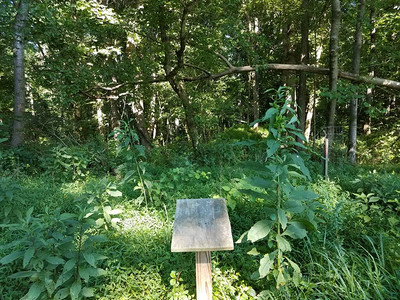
[
  {"left": 327, "top": 0, "right": 341, "bottom": 141},
  {"left": 11, "top": 0, "right": 29, "bottom": 147},
  {"left": 348, "top": 0, "right": 365, "bottom": 164},
  {"left": 297, "top": 0, "right": 310, "bottom": 138}
]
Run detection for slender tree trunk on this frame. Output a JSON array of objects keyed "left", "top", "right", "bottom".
[
  {"left": 11, "top": 0, "right": 29, "bottom": 148},
  {"left": 297, "top": 0, "right": 310, "bottom": 139},
  {"left": 252, "top": 70, "right": 260, "bottom": 126},
  {"left": 327, "top": 0, "right": 341, "bottom": 141},
  {"left": 364, "top": 7, "right": 375, "bottom": 135},
  {"left": 244, "top": 11, "right": 260, "bottom": 128},
  {"left": 348, "top": 0, "right": 365, "bottom": 164},
  {"left": 96, "top": 98, "right": 105, "bottom": 136}
]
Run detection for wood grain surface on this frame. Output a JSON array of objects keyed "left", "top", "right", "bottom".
[
  {"left": 196, "top": 251, "right": 212, "bottom": 300},
  {"left": 171, "top": 198, "right": 234, "bottom": 252}
]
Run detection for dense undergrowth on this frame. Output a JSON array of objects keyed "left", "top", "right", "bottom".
[{"left": 1, "top": 123, "right": 400, "bottom": 299}]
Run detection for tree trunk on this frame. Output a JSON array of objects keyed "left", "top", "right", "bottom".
[
  {"left": 11, "top": 0, "right": 29, "bottom": 148},
  {"left": 252, "top": 70, "right": 260, "bottom": 127},
  {"left": 131, "top": 98, "right": 153, "bottom": 149},
  {"left": 297, "top": 0, "right": 310, "bottom": 139},
  {"left": 364, "top": 7, "right": 375, "bottom": 135},
  {"left": 96, "top": 98, "right": 105, "bottom": 136},
  {"left": 348, "top": 0, "right": 365, "bottom": 164},
  {"left": 169, "top": 79, "right": 199, "bottom": 149},
  {"left": 327, "top": 0, "right": 341, "bottom": 141}
]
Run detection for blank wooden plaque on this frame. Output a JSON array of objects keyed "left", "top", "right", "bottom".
[{"left": 171, "top": 198, "right": 234, "bottom": 252}]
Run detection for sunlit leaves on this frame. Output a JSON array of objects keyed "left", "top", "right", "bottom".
[{"left": 248, "top": 220, "right": 274, "bottom": 242}]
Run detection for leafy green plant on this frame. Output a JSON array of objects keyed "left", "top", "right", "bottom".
[
  {"left": 0, "top": 176, "right": 21, "bottom": 224},
  {"left": 39, "top": 146, "right": 90, "bottom": 181},
  {"left": 166, "top": 271, "right": 193, "bottom": 300},
  {"left": 112, "top": 119, "right": 149, "bottom": 205},
  {"left": 237, "top": 87, "right": 320, "bottom": 289},
  {"left": 0, "top": 182, "right": 122, "bottom": 299}
]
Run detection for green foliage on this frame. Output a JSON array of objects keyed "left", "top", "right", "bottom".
[
  {"left": 357, "top": 124, "right": 400, "bottom": 164},
  {"left": 39, "top": 146, "right": 91, "bottom": 180},
  {"left": 167, "top": 271, "right": 193, "bottom": 300},
  {"left": 0, "top": 176, "right": 21, "bottom": 224},
  {"left": 0, "top": 180, "right": 122, "bottom": 299},
  {"left": 237, "top": 87, "right": 320, "bottom": 289}
]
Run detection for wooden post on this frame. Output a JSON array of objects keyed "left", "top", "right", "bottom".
[
  {"left": 196, "top": 251, "right": 212, "bottom": 300},
  {"left": 324, "top": 137, "right": 329, "bottom": 179}
]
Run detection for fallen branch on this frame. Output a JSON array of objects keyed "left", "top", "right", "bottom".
[{"left": 183, "top": 63, "right": 400, "bottom": 91}]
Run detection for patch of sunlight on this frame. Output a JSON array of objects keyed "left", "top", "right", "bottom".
[{"left": 119, "top": 209, "right": 172, "bottom": 234}]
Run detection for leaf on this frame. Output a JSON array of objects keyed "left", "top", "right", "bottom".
[
  {"left": 369, "top": 196, "right": 380, "bottom": 203},
  {"left": 135, "top": 145, "right": 146, "bottom": 157},
  {"left": 291, "top": 219, "right": 317, "bottom": 231},
  {"left": 26, "top": 207, "right": 34, "bottom": 222},
  {"left": 9, "top": 271, "right": 37, "bottom": 279},
  {"left": 23, "top": 247, "right": 35, "bottom": 268},
  {"left": 276, "top": 234, "right": 291, "bottom": 252},
  {"left": 259, "top": 251, "right": 277, "bottom": 278},
  {"left": 83, "top": 253, "right": 96, "bottom": 267},
  {"left": 245, "top": 177, "right": 273, "bottom": 189},
  {"left": 286, "top": 257, "right": 302, "bottom": 286},
  {"left": 262, "top": 107, "right": 278, "bottom": 121},
  {"left": 88, "top": 267, "right": 106, "bottom": 277},
  {"left": 46, "top": 256, "right": 65, "bottom": 265},
  {"left": 277, "top": 208, "right": 287, "bottom": 230},
  {"left": 79, "top": 267, "right": 90, "bottom": 282},
  {"left": 276, "top": 269, "right": 286, "bottom": 288},
  {"left": 106, "top": 190, "right": 122, "bottom": 197},
  {"left": 283, "top": 200, "right": 304, "bottom": 213},
  {"left": 59, "top": 213, "right": 77, "bottom": 220},
  {"left": 238, "top": 189, "right": 269, "bottom": 200},
  {"left": 0, "top": 251, "right": 24, "bottom": 264},
  {"left": 55, "top": 271, "right": 73, "bottom": 289},
  {"left": 93, "top": 253, "right": 108, "bottom": 261},
  {"left": 108, "top": 208, "right": 123, "bottom": 215},
  {"left": 21, "top": 282, "right": 44, "bottom": 300},
  {"left": 64, "top": 258, "right": 77, "bottom": 272},
  {"left": 235, "top": 231, "right": 249, "bottom": 244},
  {"left": 70, "top": 279, "right": 82, "bottom": 300},
  {"left": 288, "top": 189, "right": 318, "bottom": 202},
  {"left": 247, "top": 247, "right": 260, "bottom": 256},
  {"left": 288, "top": 154, "right": 311, "bottom": 180},
  {"left": 45, "top": 277, "right": 55, "bottom": 295},
  {"left": 266, "top": 139, "right": 280, "bottom": 158},
  {"left": 239, "top": 161, "right": 266, "bottom": 172},
  {"left": 82, "top": 287, "right": 94, "bottom": 297},
  {"left": 248, "top": 220, "right": 274, "bottom": 243},
  {"left": 54, "top": 288, "right": 69, "bottom": 300},
  {"left": 282, "top": 223, "right": 307, "bottom": 239}
]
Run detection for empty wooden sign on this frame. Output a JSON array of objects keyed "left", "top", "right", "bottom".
[
  {"left": 171, "top": 198, "right": 234, "bottom": 299},
  {"left": 171, "top": 198, "right": 234, "bottom": 252}
]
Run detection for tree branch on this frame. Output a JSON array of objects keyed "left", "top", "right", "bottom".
[
  {"left": 95, "top": 83, "right": 126, "bottom": 91},
  {"left": 215, "top": 52, "right": 234, "bottom": 68},
  {"left": 184, "top": 63, "right": 211, "bottom": 76},
  {"left": 89, "top": 64, "right": 400, "bottom": 91}
]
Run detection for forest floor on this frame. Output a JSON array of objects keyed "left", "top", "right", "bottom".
[{"left": 1, "top": 146, "right": 400, "bottom": 299}]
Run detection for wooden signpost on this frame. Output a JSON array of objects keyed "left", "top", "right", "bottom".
[{"left": 171, "top": 198, "right": 234, "bottom": 300}]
